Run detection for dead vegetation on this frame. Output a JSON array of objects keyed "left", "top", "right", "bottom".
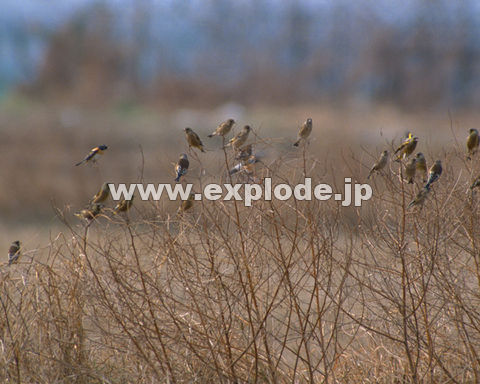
[{"left": 1, "top": 112, "right": 480, "bottom": 382}]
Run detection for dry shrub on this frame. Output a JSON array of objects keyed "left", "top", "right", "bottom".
[{"left": 1, "top": 130, "right": 480, "bottom": 384}]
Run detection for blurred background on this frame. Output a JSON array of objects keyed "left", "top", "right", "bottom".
[
  {"left": 1, "top": 0, "right": 479, "bottom": 245},
  {"left": 3, "top": 0, "right": 480, "bottom": 107}
]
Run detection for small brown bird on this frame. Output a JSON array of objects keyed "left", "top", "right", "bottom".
[
  {"left": 229, "top": 155, "right": 261, "bottom": 176},
  {"left": 466, "top": 128, "right": 479, "bottom": 159},
  {"left": 75, "top": 145, "right": 108, "bottom": 166},
  {"left": 179, "top": 193, "right": 195, "bottom": 213},
  {"left": 405, "top": 157, "right": 417, "bottom": 184},
  {"left": 226, "top": 125, "right": 251, "bottom": 150},
  {"left": 425, "top": 160, "right": 442, "bottom": 189},
  {"left": 395, "top": 136, "right": 418, "bottom": 160},
  {"left": 8, "top": 241, "right": 21, "bottom": 266},
  {"left": 408, "top": 187, "right": 430, "bottom": 209},
  {"left": 208, "top": 118, "right": 235, "bottom": 138},
  {"left": 184, "top": 128, "right": 205, "bottom": 152},
  {"left": 174, "top": 153, "right": 189, "bottom": 182},
  {"left": 235, "top": 144, "right": 253, "bottom": 161},
  {"left": 367, "top": 150, "right": 388, "bottom": 179},
  {"left": 114, "top": 195, "right": 134, "bottom": 213},
  {"left": 415, "top": 153, "right": 427, "bottom": 182},
  {"left": 91, "top": 182, "right": 110, "bottom": 204},
  {"left": 470, "top": 176, "right": 480, "bottom": 190},
  {"left": 75, "top": 203, "right": 103, "bottom": 221},
  {"left": 293, "top": 118, "right": 313, "bottom": 147}
]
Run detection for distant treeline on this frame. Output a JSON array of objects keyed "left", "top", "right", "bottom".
[{"left": 16, "top": 0, "right": 480, "bottom": 107}]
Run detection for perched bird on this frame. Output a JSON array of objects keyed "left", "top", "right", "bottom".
[
  {"left": 405, "top": 157, "right": 417, "bottom": 184},
  {"left": 470, "top": 176, "right": 480, "bottom": 190},
  {"left": 408, "top": 186, "right": 430, "bottom": 209},
  {"left": 235, "top": 144, "right": 253, "bottom": 161},
  {"left": 466, "top": 128, "right": 479, "bottom": 159},
  {"left": 91, "top": 182, "right": 110, "bottom": 204},
  {"left": 293, "top": 118, "right": 313, "bottom": 147},
  {"left": 75, "top": 145, "right": 108, "bottom": 166},
  {"left": 229, "top": 155, "right": 260, "bottom": 176},
  {"left": 208, "top": 118, "right": 235, "bottom": 138},
  {"left": 226, "top": 125, "right": 251, "bottom": 150},
  {"left": 179, "top": 193, "right": 195, "bottom": 213},
  {"left": 7, "top": 241, "right": 21, "bottom": 266},
  {"left": 425, "top": 160, "right": 442, "bottom": 189},
  {"left": 415, "top": 153, "right": 427, "bottom": 182},
  {"left": 394, "top": 136, "right": 418, "bottom": 160},
  {"left": 367, "top": 150, "right": 388, "bottom": 179},
  {"left": 174, "top": 153, "right": 189, "bottom": 182},
  {"left": 184, "top": 128, "right": 205, "bottom": 152},
  {"left": 75, "top": 203, "right": 103, "bottom": 221},
  {"left": 114, "top": 195, "right": 134, "bottom": 213}
]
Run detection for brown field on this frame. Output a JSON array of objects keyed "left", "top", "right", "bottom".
[{"left": 1, "top": 95, "right": 480, "bottom": 382}]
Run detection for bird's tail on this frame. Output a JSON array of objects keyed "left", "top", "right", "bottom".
[
  {"left": 229, "top": 163, "right": 242, "bottom": 175},
  {"left": 174, "top": 175, "right": 181, "bottom": 182},
  {"left": 75, "top": 160, "right": 85, "bottom": 166},
  {"left": 293, "top": 140, "right": 300, "bottom": 147},
  {"left": 207, "top": 133, "right": 214, "bottom": 138}
]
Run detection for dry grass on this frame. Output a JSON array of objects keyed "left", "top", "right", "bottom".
[{"left": 1, "top": 95, "right": 480, "bottom": 382}]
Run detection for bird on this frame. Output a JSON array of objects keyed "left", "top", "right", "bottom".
[
  {"left": 293, "top": 118, "right": 313, "bottom": 147},
  {"left": 179, "top": 193, "right": 195, "bottom": 213},
  {"left": 408, "top": 186, "right": 430, "bottom": 209},
  {"left": 184, "top": 127, "right": 204, "bottom": 152},
  {"left": 394, "top": 136, "right": 418, "bottom": 160},
  {"left": 235, "top": 144, "right": 253, "bottom": 161},
  {"left": 425, "top": 160, "right": 442, "bottom": 189},
  {"left": 226, "top": 125, "right": 251, "bottom": 150},
  {"left": 466, "top": 128, "right": 479, "bottom": 159},
  {"left": 184, "top": 128, "right": 205, "bottom": 153},
  {"left": 8, "top": 241, "right": 21, "bottom": 266},
  {"left": 470, "top": 176, "right": 480, "bottom": 190},
  {"left": 91, "top": 182, "right": 110, "bottom": 204},
  {"left": 405, "top": 157, "right": 417, "bottom": 184},
  {"left": 75, "top": 203, "right": 103, "bottom": 221},
  {"left": 229, "top": 155, "right": 261, "bottom": 176},
  {"left": 415, "top": 153, "right": 427, "bottom": 182},
  {"left": 114, "top": 195, "right": 134, "bottom": 213},
  {"left": 75, "top": 145, "right": 108, "bottom": 166},
  {"left": 367, "top": 150, "right": 388, "bottom": 179},
  {"left": 208, "top": 118, "right": 235, "bottom": 138},
  {"left": 174, "top": 153, "right": 189, "bottom": 182}
]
